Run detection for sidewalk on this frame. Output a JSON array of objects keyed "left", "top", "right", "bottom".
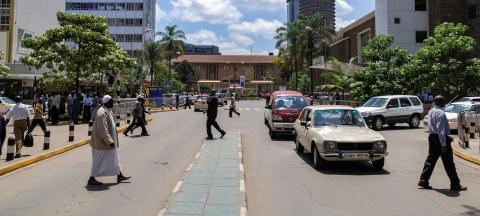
[
  {"left": 161, "top": 129, "right": 247, "bottom": 216},
  {"left": 452, "top": 135, "right": 480, "bottom": 165}
]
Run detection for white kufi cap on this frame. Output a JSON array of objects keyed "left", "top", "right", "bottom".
[{"left": 102, "top": 95, "right": 112, "bottom": 104}]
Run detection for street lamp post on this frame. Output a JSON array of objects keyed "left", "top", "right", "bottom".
[{"left": 306, "top": 26, "right": 314, "bottom": 96}]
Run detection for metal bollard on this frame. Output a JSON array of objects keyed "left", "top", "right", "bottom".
[
  {"left": 44, "top": 130, "right": 50, "bottom": 150},
  {"left": 465, "top": 126, "right": 470, "bottom": 148},
  {"left": 127, "top": 112, "right": 131, "bottom": 124},
  {"left": 470, "top": 121, "right": 476, "bottom": 139},
  {"left": 69, "top": 124, "right": 74, "bottom": 142},
  {"left": 458, "top": 112, "right": 466, "bottom": 148},
  {"left": 116, "top": 114, "right": 120, "bottom": 127},
  {"left": 88, "top": 121, "right": 93, "bottom": 136},
  {"left": 6, "top": 137, "right": 15, "bottom": 161}
]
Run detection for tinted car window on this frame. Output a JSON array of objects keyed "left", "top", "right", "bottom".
[
  {"left": 470, "top": 105, "right": 480, "bottom": 113},
  {"left": 400, "top": 98, "right": 412, "bottom": 107},
  {"left": 313, "top": 109, "right": 365, "bottom": 127},
  {"left": 387, "top": 98, "right": 399, "bottom": 108},
  {"left": 274, "top": 96, "right": 306, "bottom": 110},
  {"left": 444, "top": 104, "right": 470, "bottom": 113},
  {"left": 363, "top": 98, "right": 388, "bottom": 107},
  {"left": 299, "top": 109, "right": 310, "bottom": 121},
  {"left": 409, "top": 97, "right": 421, "bottom": 106}
]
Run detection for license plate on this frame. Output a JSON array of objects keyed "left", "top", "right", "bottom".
[{"left": 342, "top": 153, "right": 370, "bottom": 159}]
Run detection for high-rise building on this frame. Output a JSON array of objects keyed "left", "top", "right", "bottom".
[
  {"left": 287, "top": 0, "right": 335, "bottom": 30},
  {"left": 184, "top": 44, "right": 221, "bottom": 55},
  {"left": 65, "top": 0, "right": 155, "bottom": 57}
]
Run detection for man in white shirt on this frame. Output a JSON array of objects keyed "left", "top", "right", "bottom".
[
  {"left": 82, "top": 93, "right": 94, "bottom": 123},
  {"left": 5, "top": 96, "right": 31, "bottom": 158}
]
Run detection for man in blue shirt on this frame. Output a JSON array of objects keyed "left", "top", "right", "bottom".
[{"left": 418, "top": 95, "right": 467, "bottom": 191}]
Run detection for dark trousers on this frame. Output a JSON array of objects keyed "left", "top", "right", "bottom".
[
  {"left": 229, "top": 107, "right": 240, "bottom": 117},
  {"left": 184, "top": 104, "right": 191, "bottom": 109},
  {"left": 51, "top": 106, "right": 59, "bottom": 125},
  {"left": 420, "top": 134, "right": 461, "bottom": 186},
  {"left": 83, "top": 105, "right": 91, "bottom": 123},
  {"left": 126, "top": 117, "right": 148, "bottom": 135},
  {"left": 206, "top": 117, "right": 224, "bottom": 138},
  {"left": 30, "top": 119, "right": 47, "bottom": 134}
]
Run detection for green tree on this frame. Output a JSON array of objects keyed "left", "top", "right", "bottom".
[
  {"left": 21, "top": 12, "right": 135, "bottom": 91},
  {"left": 156, "top": 25, "right": 186, "bottom": 79},
  {"left": 143, "top": 42, "right": 162, "bottom": 85},
  {"left": 404, "top": 22, "right": 480, "bottom": 97},
  {"left": 175, "top": 60, "right": 197, "bottom": 90},
  {"left": 0, "top": 51, "right": 9, "bottom": 77},
  {"left": 287, "top": 71, "right": 311, "bottom": 94},
  {"left": 351, "top": 35, "right": 411, "bottom": 101}
]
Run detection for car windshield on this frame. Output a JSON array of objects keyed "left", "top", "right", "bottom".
[
  {"left": 362, "top": 98, "right": 388, "bottom": 107},
  {"left": 0, "top": 97, "right": 15, "bottom": 104},
  {"left": 274, "top": 96, "right": 306, "bottom": 110},
  {"left": 444, "top": 104, "right": 470, "bottom": 113},
  {"left": 313, "top": 109, "right": 365, "bottom": 127}
]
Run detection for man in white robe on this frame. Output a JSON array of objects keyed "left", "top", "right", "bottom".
[{"left": 88, "top": 95, "right": 131, "bottom": 186}]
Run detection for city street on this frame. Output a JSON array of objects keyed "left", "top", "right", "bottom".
[{"left": 0, "top": 100, "right": 480, "bottom": 216}]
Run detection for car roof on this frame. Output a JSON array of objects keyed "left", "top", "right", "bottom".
[
  {"left": 272, "top": 91, "right": 304, "bottom": 97},
  {"left": 450, "top": 101, "right": 480, "bottom": 106},
  {"left": 371, "top": 95, "right": 419, "bottom": 99},
  {"left": 305, "top": 105, "right": 356, "bottom": 110}
]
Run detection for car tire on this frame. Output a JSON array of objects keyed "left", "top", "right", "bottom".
[
  {"left": 388, "top": 123, "right": 396, "bottom": 128},
  {"left": 372, "top": 116, "right": 384, "bottom": 131},
  {"left": 409, "top": 114, "right": 421, "bottom": 128},
  {"left": 295, "top": 136, "right": 304, "bottom": 153},
  {"left": 264, "top": 118, "right": 268, "bottom": 125},
  {"left": 312, "top": 144, "right": 327, "bottom": 170},
  {"left": 372, "top": 158, "right": 385, "bottom": 170},
  {"left": 269, "top": 127, "right": 277, "bottom": 139}
]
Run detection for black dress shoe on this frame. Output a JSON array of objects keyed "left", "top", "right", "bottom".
[
  {"left": 141, "top": 133, "right": 150, "bottom": 136},
  {"left": 220, "top": 131, "right": 226, "bottom": 138},
  {"left": 418, "top": 181, "right": 432, "bottom": 189},
  {"left": 117, "top": 175, "right": 131, "bottom": 183},
  {"left": 205, "top": 137, "right": 214, "bottom": 140},
  {"left": 14, "top": 154, "right": 22, "bottom": 158},
  {"left": 123, "top": 131, "right": 129, "bottom": 136},
  {"left": 88, "top": 178, "right": 103, "bottom": 186},
  {"left": 451, "top": 185, "right": 467, "bottom": 191}
]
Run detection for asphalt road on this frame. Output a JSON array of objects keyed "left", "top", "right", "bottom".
[{"left": 1, "top": 100, "right": 479, "bottom": 216}]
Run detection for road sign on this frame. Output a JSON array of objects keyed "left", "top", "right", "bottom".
[{"left": 240, "top": 76, "right": 245, "bottom": 88}]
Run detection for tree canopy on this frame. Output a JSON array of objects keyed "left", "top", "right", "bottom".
[
  {"left": 0, "top": 51, "right": 9, "bottom": 77},
  {"left": 175, "top": 60, "right": 197, "bottom": 90}
]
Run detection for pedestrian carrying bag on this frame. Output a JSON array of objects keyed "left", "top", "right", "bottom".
[{"left": 23, "top": 132, "right": 34, "bottom": 147}]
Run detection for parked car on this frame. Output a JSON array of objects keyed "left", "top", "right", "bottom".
[
  {"left": 264, "top": 91, "right": 308, "bottom": 138},
  {"left": 294, "top": 105, "right": 388, "bottom": 170},
  {"left": 215, "top": 93, "right": 226, "bottom": 106},
  {"left": 457, "top": 97, "right": 480, "bottom": 102},
  {"left": 357, "top": 95, "right": 424, "bottom": 131},
  {"left": 194, "top": 95, "right": 209, "bottom": 112},
  {"left": 423, "top": 101, "right": 480, "bottom": 130},
  {"left": 0, "top": 97, "right": 34, "bottom": 114}
]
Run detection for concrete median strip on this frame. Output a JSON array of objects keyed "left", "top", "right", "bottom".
[
  {"left": 0, "top": 117, "right": 153, "bottom": 176},
  {"left": 451, "top": 143, "right": 480, "bottom": 166},
  {"left": 158, "top": 129, "right": 247, "bottom": 216}
]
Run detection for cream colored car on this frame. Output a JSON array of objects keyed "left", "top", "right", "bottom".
[
  {"left": 194, "top": 95, "right": 209, "bottom": 112},
  {"left": 294, "top": 105, "right": 388, "bottom": 170}
]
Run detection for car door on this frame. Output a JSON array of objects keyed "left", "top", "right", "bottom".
[
  {"left": 399, "top": 97, "right": 413, "bottom": 122},
  {"left": 384, "top": 98, "right": 401, "bottom": 123},
  {"left": 295, "top": 108, "right": 310, "bottom": 146},
  {"left": 264, "top": 95, "right": 274, "bottom": 124}
]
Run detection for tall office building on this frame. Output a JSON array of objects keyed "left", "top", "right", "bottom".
[
  {"left": 287, "top": 0, "right": 335, "bottom": 30},
  {"left": 184, "top": 44, "right": 221, "bottom": 55},
  {"left": 65, "top": 0, "right": 155, "bottom": 57}
]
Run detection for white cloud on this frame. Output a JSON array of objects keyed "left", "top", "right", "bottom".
[
  {"left": 336, "top": 0, "right": 354, "bottom": 16},
  {"left": 155, "top": 3, "right": 167, "bottom": 23},
  {"left": 170, "top": 0, "right": 242, "bottom": 24},
  {"left": 335, "top": 17, "right": 355, "bottom": 31},
  {"left": 236, "top": 0, "right": 286, "bottom": 11},
  {"left": 228, "top": 19, "right": 284, "bottom": 39},
  {"left": 185, "top": 30, "right": 252, "bottom": 55}
]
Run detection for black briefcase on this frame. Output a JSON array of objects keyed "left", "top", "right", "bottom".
[{"left": 23, "top": 132, "right": 34, "bottom": 147}]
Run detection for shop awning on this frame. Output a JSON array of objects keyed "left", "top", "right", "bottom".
[{"left": 197, "top": 80, "right": 221, "bottom": 83}]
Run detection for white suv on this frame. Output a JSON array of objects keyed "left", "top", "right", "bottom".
[{"left": 357, "top": 95, "right": 424, "bottom": 131}]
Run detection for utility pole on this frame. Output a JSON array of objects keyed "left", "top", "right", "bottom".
[{"left": 306, "top": 26, "right": 314, "bottom": 96}]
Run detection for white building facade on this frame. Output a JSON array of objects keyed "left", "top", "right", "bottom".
[
  {"left": 65, "top": 0, "right": 155, "bottom": 57},
  {"left": 375, "top": 0, "right": 429, "bottom": 52}
]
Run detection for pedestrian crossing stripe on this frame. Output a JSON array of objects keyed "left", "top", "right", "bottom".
[
  {"left": 234, "top": 107, "right": 262, "bottom": 112},
  {"left": 254, "top": 108, "right": 261, "bottom": 111},
  {"left": 244, "top": 108, "right": 251, "bottom": 111}
]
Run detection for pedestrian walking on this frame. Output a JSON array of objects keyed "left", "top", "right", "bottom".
[
  {"left": 29, "top": 98, "right": 48, "bottom": 134},
  {"left": 229, "top": 97, "right": 240, "bottom": 117},
  {"left": 88, "top": 95, "right": 131, "bottom": 186},
  {"left": 83, "top": 93, "right": 94, "bottom": 123},
  {"left": 205, "top": 90, "right": 226, "bottom": 140},
  {"left": 124, "top": 96, "right": 149, "bottom": 136},
  {"left": 0, "top": 113, "right": 6, "bottom": 154},
  {"left": 51, "top": 92, "right": 61, "bottom": 125},
  {"left": 91, "top": 92, "right": 101, "bottom": 122},
  {"left": 67, "top": 91, "right": 77, "bottom": 124},
  {"left": 5, "top": 96, "right": 31, "bottom": 158},
  {"left": 418, "top": 95, "right": 467, "bottom": 191},
  {"left": 175, "top": 93, "right": 180, "bottom": 110},
  {"left": 184, "top": 95, "right": 192, "bottom": 110}
]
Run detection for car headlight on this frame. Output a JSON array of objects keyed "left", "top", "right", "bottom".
[
  {"left": 324, "top": 141, "right": 337, "bottom": 150},
  {"left": 373, "top": 141, "right": 387, "bottom": 153},
  {"left": 272, "top": 114, "right": 283, "bottom": 121}
]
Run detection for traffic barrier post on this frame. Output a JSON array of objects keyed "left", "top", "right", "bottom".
[
  {"left": 88, "top": 121, "right": 93, "bottom": 136},
  {"left": 6, "top": 137, "right": 15, "bottom": 161},
  {"left": 127, "top": 112, "right": 131, "bottom": 124},
  {"left": 69, "top": 124, "right": 74, "bottom": 142},
  {"left": 458, "top": 112, "right": 466, "bottom": 148},
  {"left": 43, "top": 130, "right": 50, "bottom": 150}
]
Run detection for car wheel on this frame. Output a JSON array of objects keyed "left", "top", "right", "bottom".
[
  {"left": 264, "top": 118, "right": 268, "bottom": 125},
  {"left": 409, "top": 114, "right": 421, "bottom": 128},
  {"left": 372, "top": 116, "right": 384, "bottom": 131},
  {"left": 372, "top": 158, "right": 385, "bottom": 170},
  {"left": 388, "top": 123, "right": 396, "bottom": 128},
  {"left": 269, "top": 127, "right": 277, "bottom": 139},
  {"left": 295, "top": 136, "right": 304, "bottom": 153},
  {"left": 312, "top": 144, "right": 327, "bottom": 170}
]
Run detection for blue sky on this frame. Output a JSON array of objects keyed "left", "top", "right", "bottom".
[{"left": 155, "top": 0, "right": 375, "bottom": 55}]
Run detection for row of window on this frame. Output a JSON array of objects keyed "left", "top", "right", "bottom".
[
  {"left": 66, "top": 2, "right": 143, "bottom": 11},
  {"left": 106, "top": 18, "right": 142, "bottom": 27},
  {"left": 0, "top": 0, "right": 8, "bottom": 30},
  {"left": 206, "top": 64, "right": 267, "bottom": 80},
  {"left": 110, "top": 34, "right": 143, "bottom": 42}
]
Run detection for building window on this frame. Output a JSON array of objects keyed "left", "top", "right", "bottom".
[
  {"left": 116, "top": 3, "right": 126, "bottom": 11},
  {"left": 126, "top": 3, "right": 135, "bottom": 10},
  {"left": 416, "top": 31, "right": 428, "bottom": 43},
  {"left": 208, "top": 65, "right": 218, "bottom": 80},
  {"left": 468, "top": 4, "right": 477, "bottom": 19},
  {"left": 358, "top": 29, "right": 371, "bottom": 64},
  {"left": 0, "top": 0, "right": 8, "bottom": 31},
  {"left": 394, "top": 17, "right": 400, "bottom": 24},
  {"left": 415, "top": 0, "right": 427, "bottom": 11},
  {"left": 254, "top": 65, "right": 265, "bottom": 80}
]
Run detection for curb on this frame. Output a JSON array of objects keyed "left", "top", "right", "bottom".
[
  {"left": 452, "top": 144, "right": 480, "bottom": 166},
  {"left": 0, "top": 117, "right": 153, "bottom": 176},
  {"left": 150, "top": 109, "right": 178, "bottom": 113}
]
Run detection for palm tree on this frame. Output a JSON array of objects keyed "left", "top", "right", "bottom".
[
  {"left": 143, "top": 42, "right": 162, "bottom": 86},
  {"left": 156, "top": 25, "right": 186, "bottom": 80},
  {"left": 328, "top": 57, "right": 359, "bottom": 100}
]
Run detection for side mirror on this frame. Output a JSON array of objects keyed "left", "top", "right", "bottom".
[{"left": 300, "top": 120, "right": 307, "bottom": 126}]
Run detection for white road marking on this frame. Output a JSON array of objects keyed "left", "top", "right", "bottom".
[
  {"left": 172, "top": 181, "right": 183, "bottom": 193},
  {"left": 241, "top": 207, "right": 247, "bottom": 216},
  {"left": 254, "top": 108, "right": 261, "bottom": 111},
  {"left": 238, "top": 108, "right": 243, "bottom": 111},
  {"left": 239, "top": 163, "right": 244, "bottom": 172},
  {"left": 156, "top": 208, "right": 166, "bottom": 216},
  {"left": 186, "top": 163, "right": 194, "bottom": 171},
  {"left": 240, "top": 179, "right": 246, "bottom": 192},
  {"left": 201, "top": 143, "right": 206, "bottom": 150},
  {"left": 238, "top": 152, "right": 242, "bottom": 159},
  {"left": 195, "top": 152, "right": 201, "bottom": 159},
  {"left": 244, "top": 108, "right": 251, "bottom": 111}
]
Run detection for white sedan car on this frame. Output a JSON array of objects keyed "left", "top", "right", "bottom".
[
  {"left": 194, "top": 95, "right": 209, "bottom": 112},
  {"left": 294, "top": 105, "right": 388, "bottom": 170},
  {"left": 423, "top": 101, "right": 480, "bottom": 130},
  {"left": 0, "top": 97, "right": 34, "bottom": 115}
]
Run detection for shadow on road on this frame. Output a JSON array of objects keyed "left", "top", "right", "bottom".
[
  {"left": 296, "top": 151, "right": 391, "bottom": 176},
  {"left": 381, "top": 125, "right": 424, "bottom": 131},
  {"left": 432, "top": 188, "right": 460, "bottom": 197},
  {"left": 270, "top": 134, "right": 295, "bottom": 141},
  {"left": 85, "top": 183, "right": 118, "bottom": 191},
  {"left": 461, "top": 205, "right": 480, "bottom": 215}
]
